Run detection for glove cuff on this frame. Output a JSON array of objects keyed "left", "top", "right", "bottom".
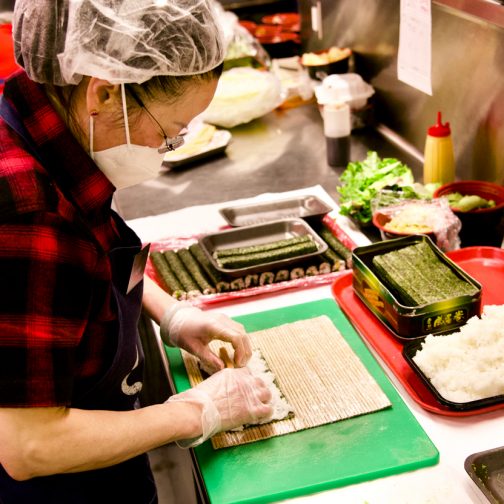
[
  {"left": 159, "top": 301, "right": 194, "bottom": 347},
  {"left": 167, "top": 389, "right": 221, "bottom": 449}
]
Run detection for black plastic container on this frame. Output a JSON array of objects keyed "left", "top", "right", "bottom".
[{"left": 403, "top": 339, "right": 504, "bottom": 411}]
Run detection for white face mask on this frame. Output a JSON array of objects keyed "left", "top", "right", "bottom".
[{"left": 89, "top": 84, "right": 166, "bottom": 190}]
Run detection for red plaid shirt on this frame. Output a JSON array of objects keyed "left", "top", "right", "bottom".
[{"left": 0, "top": 70, "right": 122, "bottom": 407}]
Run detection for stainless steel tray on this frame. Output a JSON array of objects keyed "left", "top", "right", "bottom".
[
  {"left": 199, "top": 218, "right": 328, "bottom": 277},
  {"left": 219, "top": 195, "right": 332, "bottom": 227}
]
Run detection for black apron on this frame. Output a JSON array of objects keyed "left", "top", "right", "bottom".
[{"left": 0, "top": 97, "right": 157, "bottom": 504}]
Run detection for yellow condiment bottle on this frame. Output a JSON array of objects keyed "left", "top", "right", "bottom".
[{"left": 423, "top": 112, "right": 455, "bottom": 185}]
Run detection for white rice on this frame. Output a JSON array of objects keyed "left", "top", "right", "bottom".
[
  {"left": 413, "top": 304, "right": 504, "bottom": 403},
  {"left": 246, "top": 349, "right": 293, "bottom": 423}
]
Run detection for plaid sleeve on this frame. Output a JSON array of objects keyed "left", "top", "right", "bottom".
[{"left": 0, "top": 210, "right": 100, "bottom": 407}]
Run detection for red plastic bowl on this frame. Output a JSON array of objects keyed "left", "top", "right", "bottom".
[
  {"left": 372, "top": 211, "right": 435, "bottom": 241},
  {"left": 434, "top": 180, "right": 504, "bottom": 247},
  {"left": 261, "top": 13, "right": 300, "bottom": 32}
]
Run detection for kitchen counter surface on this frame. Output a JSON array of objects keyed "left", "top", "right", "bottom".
[{"left": 114, "top": 103, "right": 423, "bottom": 223}]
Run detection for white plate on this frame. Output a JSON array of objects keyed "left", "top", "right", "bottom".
[{"left": 163, "top": 129, "right": 231, "bottom": 168}]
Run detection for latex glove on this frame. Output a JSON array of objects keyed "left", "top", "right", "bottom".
[
  {"left": 160, "top": 302, "right": 252, "bottom": 374},
  {"left": 167, "top": 367, "right": 273, "bottom": 448}
]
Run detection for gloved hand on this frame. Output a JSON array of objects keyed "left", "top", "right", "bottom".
[
  {"left": 167, "top": 367, "right": 273, "bottom": 448},
  {"left": 160, "top": 302, "right": 252, "bottom": 374}
]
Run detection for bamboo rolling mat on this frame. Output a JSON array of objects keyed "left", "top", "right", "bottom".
[{"left": 182, "top": 315, "right": 391, "bottom": 449}]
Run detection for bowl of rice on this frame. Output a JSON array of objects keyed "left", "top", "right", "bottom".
[{"left": 403, "top": 304, "right": 504, "bottom": 410}]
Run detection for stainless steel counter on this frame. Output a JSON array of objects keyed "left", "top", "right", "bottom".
[{"left": 114, "top": 103, "right": 422, "bottom": 222}]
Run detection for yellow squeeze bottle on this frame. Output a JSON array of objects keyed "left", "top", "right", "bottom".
[{"left": 423, "top": 112, "right": 455, "bottom": 185}]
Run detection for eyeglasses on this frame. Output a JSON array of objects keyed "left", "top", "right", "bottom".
[{"left": 126, "top": 86, "right": 186, "bottom": 153}]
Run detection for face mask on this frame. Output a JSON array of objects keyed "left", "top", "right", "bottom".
[{"left": 89, "top": 84, "right": 166, "bottom": 190}]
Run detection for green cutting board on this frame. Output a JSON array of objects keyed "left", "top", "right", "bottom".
[{"left": 165, "top": 298, "right": 439, "bottom": 504}]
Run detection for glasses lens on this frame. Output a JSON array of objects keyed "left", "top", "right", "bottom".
[{"left": 158, "top": 135, "right": 185, "bottom": 154}]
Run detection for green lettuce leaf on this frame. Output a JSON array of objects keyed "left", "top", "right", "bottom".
[{"left": 337, "top": 151, "right": 414, "bottom": 224}]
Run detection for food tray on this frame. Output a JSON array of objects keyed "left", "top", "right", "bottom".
[
  {"left": 145, "top": 215, "right": 355, "bottom": 307},
  {"left": 403, "top": 339, "right": 504, "bottom": 411},
  {"left": 219, "top": 195, "right": 332, "bottom": 227},
  {"left": 465, "top": 446, "right": 504, "bottom": 503},
  {"left": 332, "top": 246, "right": 504, "bottom": 416},
  {"left": 163, "top": 130, "right": 231, "bottom": 168},
  {"left": 199, "top": 218, "right": 328, "bottom": 277},
  {"left": 352, "top": 235, "right": 482, "bottom": 339}
]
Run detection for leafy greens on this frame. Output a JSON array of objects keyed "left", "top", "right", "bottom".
[{"left": 337, "top": 151, "right": 414, "bottom": 224}]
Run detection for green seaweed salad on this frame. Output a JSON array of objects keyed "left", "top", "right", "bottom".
[{"left": 337, "top": 151, "right": 415, "bottom": 225}]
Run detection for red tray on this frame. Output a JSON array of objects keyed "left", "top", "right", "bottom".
[{"left": 332, "top": 246, "right": 504, "bottom": 417}]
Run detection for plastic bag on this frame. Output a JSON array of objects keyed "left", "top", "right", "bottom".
[
  {"left": 371, "top": 194, "right": 461, "bottom": 251},
  {"left": 202, "top": 67, "right": 282, "bottom": 128}
]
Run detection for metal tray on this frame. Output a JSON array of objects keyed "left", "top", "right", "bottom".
[
  {"left": 403, "top": 339, "right": 504, "bottom": 411},
  {"left": 199, "top": 218, "right": 328, "bottom": 277},
  {"left": 219, "top": 195, "right": 332, "bottom": 227},
  {"left": 465, "top": 446, "right": 504, "bottom": 503}
]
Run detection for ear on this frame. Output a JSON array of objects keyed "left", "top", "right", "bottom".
[{"left": 85, "top": 78, "right": 121, "bottom": 115}]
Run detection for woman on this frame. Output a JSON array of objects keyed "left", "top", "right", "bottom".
[{"left": 0, "top": 1, "right": 273, "bottom": 502}]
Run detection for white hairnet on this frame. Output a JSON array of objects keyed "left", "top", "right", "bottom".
[{"left": 13, "top": 0, "right": 226, "bottom": 86}]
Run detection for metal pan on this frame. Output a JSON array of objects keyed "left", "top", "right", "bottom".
[
  {"left": 199, "top": 218, "right": 328, "bottom": 277},
  {"left": 219, "top": 195, "right": 332, "bottom": 227},
  {"left": 465, "top": 446, "right": 504, "bottom": 503}
]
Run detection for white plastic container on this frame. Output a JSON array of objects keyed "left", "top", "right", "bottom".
[{"left": 315, "top": 73, "right": 375, "bottom": 110}]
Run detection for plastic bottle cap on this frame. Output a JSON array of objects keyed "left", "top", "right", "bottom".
[{"left": 427, "top": 111, "right": 451, "bottom": 137}]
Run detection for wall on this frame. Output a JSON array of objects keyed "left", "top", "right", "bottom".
[{"left": 299, "top": 0, "right": 504, "bottom": 183}]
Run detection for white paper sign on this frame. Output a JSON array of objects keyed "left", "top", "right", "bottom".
[{"left": 398, "top": 0, "right": 432, "bottom": 95}]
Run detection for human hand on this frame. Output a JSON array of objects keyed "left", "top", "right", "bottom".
[
  {"left": 167, "top": 367, "right": 273, "bottom": 447},
  {"left": 160, "top": 303, "right": 252, "bottom": 373}
]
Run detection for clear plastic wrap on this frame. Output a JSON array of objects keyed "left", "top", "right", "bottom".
[
  {"left": 371, "top": 194, "right": 461, "bottom": 252},
  {"left": 145, "top": 216, "right": 356, "bottom": 307},
  {"left": 201, "top": 67, "right": 282, "bottom": 128}
]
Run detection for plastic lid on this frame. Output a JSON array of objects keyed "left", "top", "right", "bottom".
[
  {"left": 428, "top": 112, "right": 451, "bottom": 137},
  {"left": 315, "top": 73, "right": 374, "bottom": 106}
]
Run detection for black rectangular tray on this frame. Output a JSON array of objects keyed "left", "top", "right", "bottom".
[
  {"left": 219, "top": 195, "right": 332, "bottom": 227},
  {"left": 465, "top": 446, "right": 504, "bottom": 503},
  {"left": 403, "top": 339, "right": 504, "bottom": 412},
  {"left": 199, "top": 218, "right": 328, "bottom": 277}
]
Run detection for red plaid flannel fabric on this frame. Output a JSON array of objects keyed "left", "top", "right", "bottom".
[{"left": 0, "top": 70, "right": 121, "bottom": 407}]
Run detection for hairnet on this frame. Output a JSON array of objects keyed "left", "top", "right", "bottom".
[{"left": 13, "top": 0, "right": 226, "bottom": 86}]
